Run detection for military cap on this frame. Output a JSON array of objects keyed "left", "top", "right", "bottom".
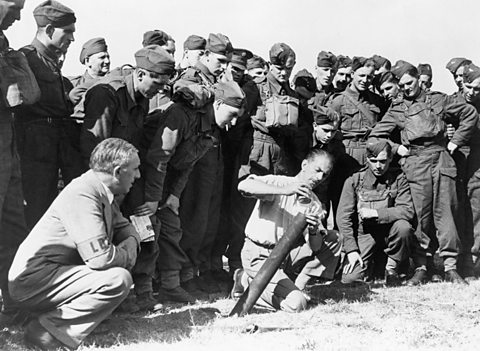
[
  {"left": 79, "top": 37, "right": 108, "bottom": 64},
  {"left": 206, "top": 33, "right": 233, "bottom": 57},
  {"left": 313, "top": 107, "right": 340, "bottom": 126},
  {"left": 366, "top": 138, "right": 391, "bottom": 158},
  {"left": 142, "top": 30, "right": 171, "bottom": 47},
  {"left": 316, "top": 51, "right": 336, "bottom": 68},
  {"left": 391, "top": 60, "right": 417, "bottom": 80},
  {"left": 230, "top": 48, "right": 253, "bottom": 70},
  {"left": 335, "top": 55, "right": 352, "bottom": 69},
  {"left": 417, "top": 63, "right": 433, "bottom": 78},
  {"left": 33, "top": 0, "right": 76, "bottom": 27},
  {"left": 269, "top": 43, "right": 296, "bottom": 66},
  {"left": 351, "top": 56, "right": 368, "bottom": 71},
  {"left": 463, "top": 63, "right": 480, "bottom": 84},
  {"left": 371, "top": 55, "right": 391, "bottom": 70},
  {"left": 293, "top": 69, "right": 316, "bottom": 93},
  {"left": 214, "top": 81, "right": 246, "bottom": 108},
  {"left": 246, "top": 54, "right": 266, "bottom": 70},
  {"left": 183, "top": 34, "right": 206, "bottom": 50},
  {"left": 134, "top": 45, "right": 175, "bottom": 75},
  {"left": 446, "top": 57, "right": 472, "bottom": 74}
]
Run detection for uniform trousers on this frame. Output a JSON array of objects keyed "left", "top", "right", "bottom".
[
  {"left": 0, "top": 118, "right": 28, "bottom": 311},
  {"left": 15, "top": 118, "right": 83, "bottom": 230},
  {"left": 9, "top": 265, "right": 131, "bottom": 349},
  {"left": 342, "top": 220, "right": 413, "bottom": 283},
  {"left": 401, "top": 147, "right": 460, "bottom": 270}
]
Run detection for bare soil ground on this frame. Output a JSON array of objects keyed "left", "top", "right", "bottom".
[{"left": 2, "top": 279, "right": 480, "bottom": 351}]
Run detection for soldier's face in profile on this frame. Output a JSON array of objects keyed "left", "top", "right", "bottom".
[
  {"left": 0, "top": 1, "right": 23, "bottom": 30},
  {"left": 86, "top": 51, "right": 110, "bottom": 76},
  {"left": 136, "top": 70, "right": 170, "bottom": 99},
  {"left": 367, "top": 149, "right": 391, "bottom": 177},
  {"left": 49, "top": 23, "right": 75, "bottom": 54},
  {"left": 463, "top": 77, "right": 480, "bottom": 104},
  {"left": 454, "top": 66, "right": 465, "bottom": 90},
  {"left": 399, "top": 73, "right": 420, "bottom": 99},
  {"left": 380, "top": 81, "right": 399, "bottom": 101},
  {"left": 270, "top": 56, "right": 295, "bottom": 84},
  {"left": 315, "top": 66, "right": 334, "bottom": 89},
  {"left": 205, "top": 52, "right": 229, "bottom": 77},
  {"left": 115, "top": 153, "right": 141, "bottom": 194},
  {"left": 333, "top": 67, "right": 352, "bottom": 91},
  {"left": 213, "top": 100, "right": 241, "bottom": 129},
  {"left": 352, "top": 67, "right": 372, "bottom": 92}
]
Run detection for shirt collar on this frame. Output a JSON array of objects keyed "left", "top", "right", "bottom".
[
  {"left": 31, "top": 38, "right": 60, "bottom": 67},
  {"left": 100, "top": 181, "right": 114, "bottom": 204},
  {"left": 195, "top": 62, "right": 216, "bottom": 84}
]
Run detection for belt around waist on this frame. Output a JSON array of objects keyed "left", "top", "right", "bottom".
[
  {"left": 19, "top": 116, "right": 74, "bottom": 125},
  {"left": 408, "top": 144, "right": 445, "bottom": 155}
]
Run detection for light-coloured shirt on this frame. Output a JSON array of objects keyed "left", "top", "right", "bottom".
[{"left": 243, "top": 174, "right": 323, "bottom": 247}]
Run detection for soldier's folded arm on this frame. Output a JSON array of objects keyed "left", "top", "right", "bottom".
[
  {"left": 144, "top": 106, "right": 188, "bottom": 202},
  {"left": 376, "top": 173, "right": 415, "bottom": 224},
  {"left": 445, "top": 98, "right": 479, "bottom": 147},
  {"left": 80, "top": 84, "right": 118, "bottom": 161},
  {"left": 369, "top": 111, "right": 402, "bottom": 154},
  {"left": 61, "top": 191, "right": 139, "bottom": 271},
  {"left": 336, "top": 175, "right": 359, "bottom": 254}
]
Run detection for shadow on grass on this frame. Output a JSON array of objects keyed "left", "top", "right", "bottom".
[
  {"left": 308, "top": 281, "right": 373, "bottom": 303},
  {"left": 83, "top": 306, "right": 221, "bottom": 348}
]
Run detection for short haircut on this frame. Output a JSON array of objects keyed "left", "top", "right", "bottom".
[
  {"left": 89, "top": 138, "right": 138, "bottom": 173},
  {"left": 305, "top": 148, "right": 333, "bottom": 166}
]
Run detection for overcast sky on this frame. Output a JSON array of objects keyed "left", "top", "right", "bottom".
[{"left": 6, "top": 0, "right": 480, "bottom": 93}]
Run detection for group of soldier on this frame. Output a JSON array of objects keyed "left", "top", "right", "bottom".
[{"left": 1, "top": 0, "right": 480, "bottom": 349}]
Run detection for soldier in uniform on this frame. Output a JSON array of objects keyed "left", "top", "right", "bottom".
[
  {"left": 81, "top": 45, "right": 174, "bottom": 311},
  {"left": 14, "top": 0, "right": 83, "bottom": 230},
  {"left": 0, "top": 0, "right": 29, "bottom": 326},
  {"left": 370, "top": 60, "right": 478, "bottom": 285},
  {"left": 9, "top": 138, "right": 141, "bottom": 350},
  {"left": 373, "top": 71, "right": 400, "bottom": 108},
  {"left": 246, "top": 42, "right": 299, "bottom": 177},
  {"left": 332, "top": 55, "right": 353, "bottom": 93},
  {"left": 309, "top": 51, "right": 337, "bottom": 108},
  {"left": 446, "top": 57, "right": 472, "bottom": 98},
  {"left": 446, "top": 63, "right": 480, "bottom": 277},
  {"left": 141, "top": 81, "right": 245, "bottom": 303},
  {"left": 232, "top": 148, "right": 341, "bottom": 312},
  {"left": 337, "top": 140, "right": 414, "bottom": 286},
  {"left": 417, "top": 63, "right": 433, "bottom": 92},
  {"left": 178, "top": 34, "right": 206, "bottom": 71},
  {"left": 328, "top": 56, "right": 386, "bottom": 173},
  {"left": 69, "top": 37, "right": 110, "bottom": 105},
  {"left": 168, "top": 33, "right": 235, "bottom": 296},
  {"left": 211, "top": 48, "right": 263, "bottom": 283},
  {"left": 246, "top": 54, "right": 268, "bottom": 84}
]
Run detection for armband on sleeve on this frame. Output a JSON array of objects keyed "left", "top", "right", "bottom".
[{"left": 76, "top": 235, "right": 112, "bottom": 262}]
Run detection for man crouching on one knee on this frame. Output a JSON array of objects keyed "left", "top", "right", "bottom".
[
  {"left": 337, "top": 139, "right": 415, "bottom": 286},
  {"left": 233, "top": 149, "right": 342, "bottom": 313},
  {"left": 9, "top": 138, "right": 142, "bottom": 350}
]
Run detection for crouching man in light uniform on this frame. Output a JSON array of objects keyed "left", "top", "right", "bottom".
[
  {"left": 9, "top": 138, "right": 141, "bottom": 350},
  {"left": 233, "top": 148, "right": 342, "bottom": 313}
]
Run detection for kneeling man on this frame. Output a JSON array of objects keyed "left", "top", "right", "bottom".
[
  {"left": 234, "top": 148, "right": 342, "bottom": 313},
  {"left": 337, "top": 139, "right": 415, "bottom": 286},
  {"left": 9, "top": 138, "right": 142, "bottom": 350}
]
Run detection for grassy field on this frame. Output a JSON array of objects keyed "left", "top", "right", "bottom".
[{"left": 2, "top": 279, "right": 480, "bottom": 351}]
